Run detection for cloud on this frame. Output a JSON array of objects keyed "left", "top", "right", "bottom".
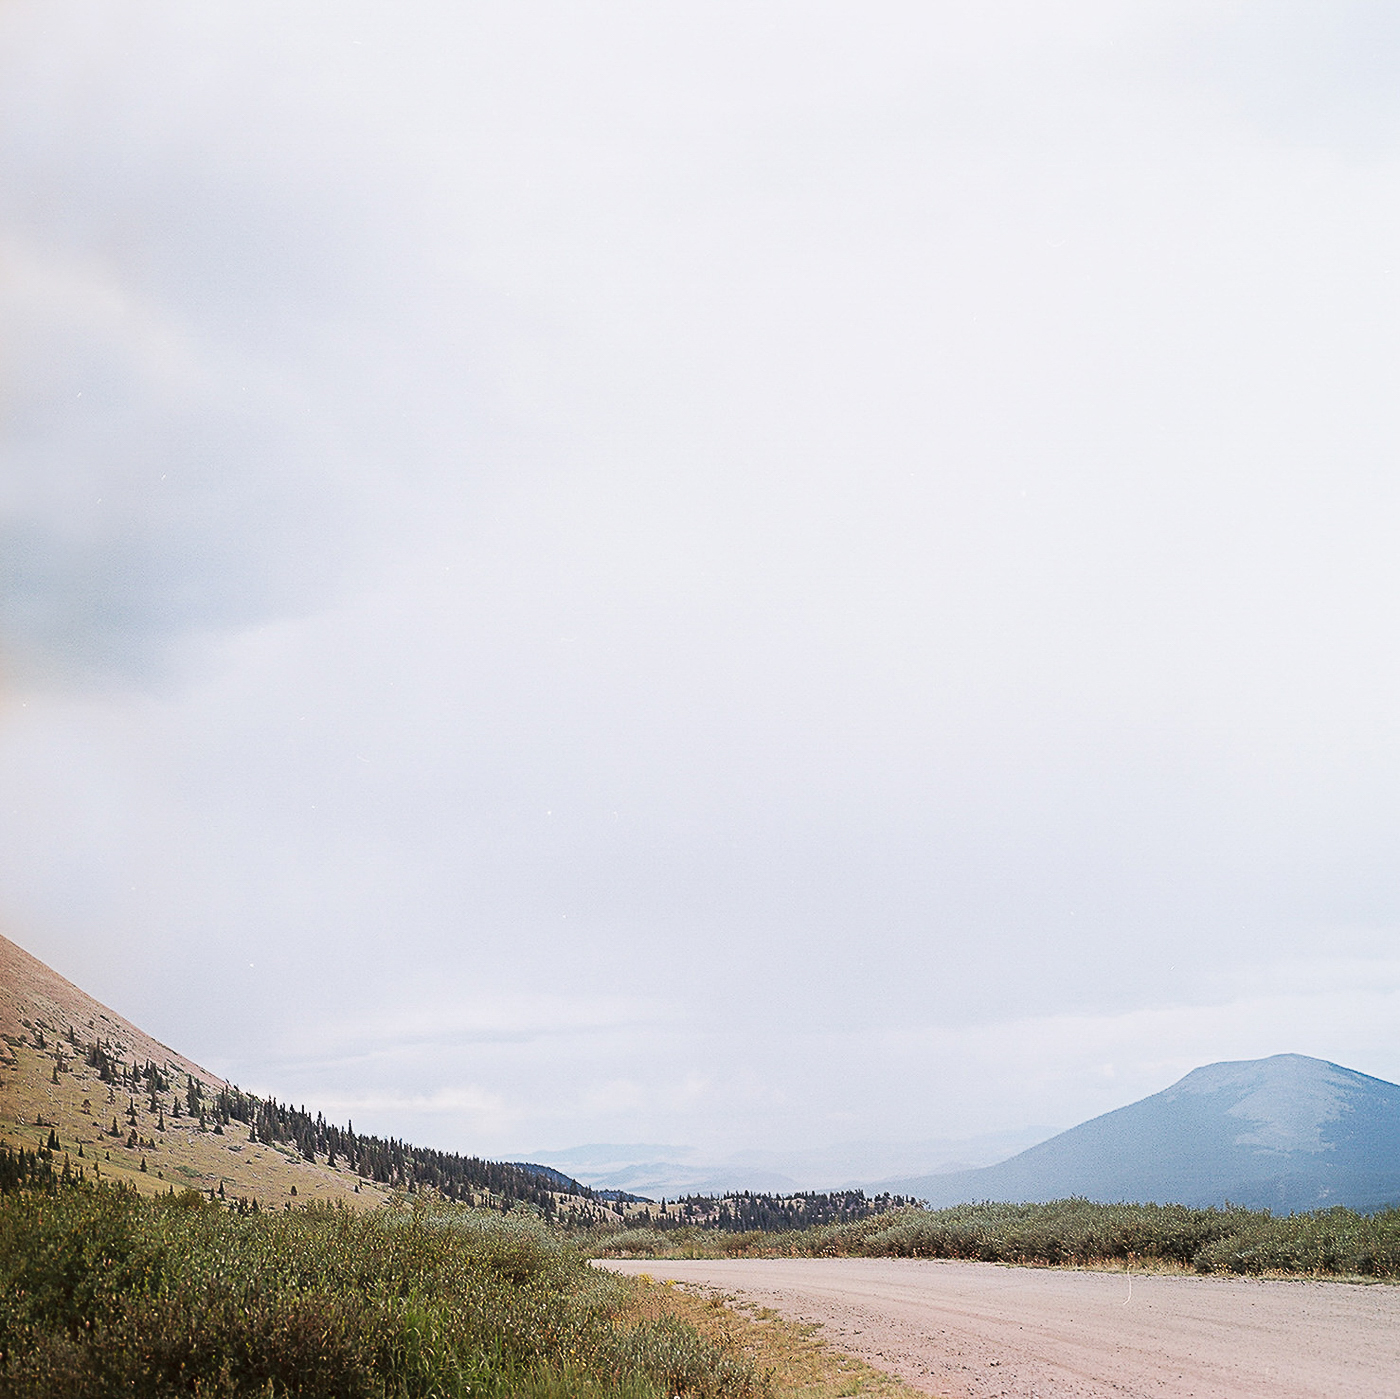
[
  {"left": 3, "top": 1, "right": 1400, "bottom": 1161},
  {"left": 0, "top": 0, "right": 405, "bottom": 691},
  {"left": 185, "top": 934, "right": 1400, "bottom": 1161},
  {"left": 0, "top": 234, "right": 357, "bottom": 688},
  {"left": 266, "top": 993, "right": 672, "bottom": 1061},
  {"left": 1184, "top": 0, "right": 1400, "bottom": 152}
]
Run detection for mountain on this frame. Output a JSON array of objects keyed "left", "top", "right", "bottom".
[
  {"left": 531, "top": 1129, "right": 1054, "bottom": 1201},
  {"left": 0, "top": 933, "right": 225, "bottom": 1093},
  {"left": 531, "top": 1145, "right": 803, "bottom": 1200},
  {"left": 0, "top": 931, "right": 592, "bottom": 1213},
  {"left": 885, "top": 1055, "right": 1400, "bottom": 1213}
]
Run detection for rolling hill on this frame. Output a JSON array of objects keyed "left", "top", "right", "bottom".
[
  {"left": 885, "top": 1054, "right": 1400, "bottom": 1213},
  {"left": 0, "top": 930, "right": 599, "bottom": 1215}
]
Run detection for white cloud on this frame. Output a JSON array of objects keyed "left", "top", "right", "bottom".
[{"left": 2, "top": 1, "right": 1399, "bottom": 1159}]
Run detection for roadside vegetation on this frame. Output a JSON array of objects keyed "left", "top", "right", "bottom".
[
  {"left": 610, "top": 1191, "right": 916, "bottom": 1234},
  {"left": 0, "top": 1168, "right": 767, "bottom": 1399},
  {"left": 586, "top": 1197, "right": 1400, "bottom": 1278},
  {"left": 7, "top": 1162, "right": 1398, "bottom": 1399}
]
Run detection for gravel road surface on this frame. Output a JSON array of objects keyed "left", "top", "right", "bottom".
[{"left": 603, "top": 1257, "right": 1400, "bottom": 1398}]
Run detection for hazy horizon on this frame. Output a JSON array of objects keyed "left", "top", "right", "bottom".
[{"left": 3, "top": 2, "right": 1399, "bottom": 1164}]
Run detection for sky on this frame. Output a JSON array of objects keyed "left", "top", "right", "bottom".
[{"left": 2, "top": 1, "right": 1399, "bottom": 1175}]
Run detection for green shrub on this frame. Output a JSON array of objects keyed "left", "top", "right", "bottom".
[
  {"left": 0, "top": 1184, "right": 766, "bottom": 1398},
  {"left": 1192, "top": 1206, "right": 1400, "bottom": 1276},
  {"left": 585, "top": 1198, "right": 1400, "bottom": 1279}
]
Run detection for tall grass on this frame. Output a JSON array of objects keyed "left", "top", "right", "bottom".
[
  {"left": 0, "top": 1183, "right": 767, "bottom": 1398},
  {"left": 588, "top": 1200, "right": 1400, "bottom": 1278}
]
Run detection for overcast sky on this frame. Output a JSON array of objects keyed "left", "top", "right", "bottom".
[{"left": 2, "top": 1, "right": 1399, "bottom": 1168}]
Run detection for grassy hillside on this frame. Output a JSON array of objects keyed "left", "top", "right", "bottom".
[
  {"left": 0, "top": 933, "right": 220, "bottom": 1094},
  {"left": 1, "top": 1030, "right": 387, "bottom": 1210},
  {"left": 1, "top": 935, "right": 918, "bottom": 1232},
  {"left": 0, "top": 933, "right": 626, "bottom": 1218},
  {"left": 1, "top": 931, "right": 374, "bottom": 1211}
]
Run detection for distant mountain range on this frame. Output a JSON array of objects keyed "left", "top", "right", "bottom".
[
  {"left": 529, "top": 1129, "right": 1055, "bottom": 1201},
  {"left": 879, "top": 1055, "right": 1400, "bottom": 1213}
]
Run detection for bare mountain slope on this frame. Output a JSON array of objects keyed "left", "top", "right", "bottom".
[
  {"left": 1, "top": 931, "right": 222, "bottom": 1090},
  {"left": 1, "top": 929, "right": 383, "bottom": 1207},
  {"left": 0, "top": 931, "right": 622, "bottom": 1221}
]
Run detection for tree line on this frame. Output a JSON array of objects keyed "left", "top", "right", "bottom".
[{"left": 635, "top": 1189, "right": 918, "bottom": 1232}]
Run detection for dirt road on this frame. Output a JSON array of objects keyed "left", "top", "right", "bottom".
[{"left": 603, "top": 1257, "right": 1400, "bottom": 1398}]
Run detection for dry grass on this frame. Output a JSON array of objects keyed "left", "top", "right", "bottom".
[
  {"left": 0, "top": 931, "right": 636, "bottom": 1221},
  {"left": 0, "top": 1039, "right": 387, "bottom": 1210},
  {"left": 1, "top": 930, "right": 386, "bottom": 1210},
  {"left": 626, "top": 1274, "right": 930, "bottom": 1399}
]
